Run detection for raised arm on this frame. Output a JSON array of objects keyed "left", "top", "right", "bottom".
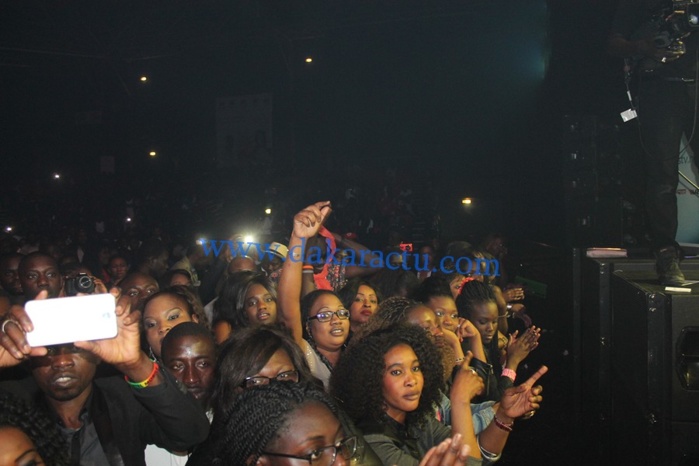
[
  {"left": 331, "top": 233, "right": 383, "bottom": 278},
  {"left": 277, "top": 202, "right": 332, "bottom": 346},
  {"left": 449, "top": 352, "right": 485, "bottom": 461},
  {"left": 476, "top": 365, "right": 547, "bottom": 458}
]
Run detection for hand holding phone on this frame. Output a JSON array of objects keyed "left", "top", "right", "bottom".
[{"left": 25, "top": 294, "right": 117, "bottom": 347}]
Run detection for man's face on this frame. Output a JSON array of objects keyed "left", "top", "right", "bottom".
[
  {"left": 19, "top": 255, "right": 63, "bottom": 299},
  {"left": 0, "top": 255, "right": 23, "bottom": 296},
  {"left": 120, "top": 273, "right": 159, "bottom": 312},
  {"left": 162, "top": 334, "right": 216, "bottom": 407},
  {"left": 31, "top": 345, "right": 98, "bottom": 403}
]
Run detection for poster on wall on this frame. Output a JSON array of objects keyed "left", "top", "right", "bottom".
[{"left": 215, "top": 93, "right": 273, "bottom": 168}]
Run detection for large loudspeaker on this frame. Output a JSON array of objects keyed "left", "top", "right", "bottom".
[
  {"left": 577, "top": 257, "right": 699, "bottom": 465},
  {"left": 611, "top": 268, "right": 699, "bottom": 465}
]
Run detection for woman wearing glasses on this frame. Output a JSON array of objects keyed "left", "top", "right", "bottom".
[
  {"left": 277, "top": 201, "right": 352, "bottom": 389},
  {"left": 206, "top": 381, "right": 357, "bottom": 466},
  {"left": 205, "top": 381, "right": 474, "bottom": 466},
  {"left": 186, "top": 326, "right": 382, "bottom": 466}
]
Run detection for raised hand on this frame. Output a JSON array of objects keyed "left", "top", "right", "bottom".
[
  {"left": 0, "top": 291, "right": 49, "bottom": 367},
  {"left": 455, "top": 318, "right": 480, "bottom": 342},
  {"left": 73, "top": 288, "right": 143, "bottom": 369},
  {"left": 417, "top": 434, "right": 471, "bottom": 466},
  {"left": 499, "top": 365, "right": 547, "bottom": 419},
  {"left": 450, "top": 352, "right": 484, "bottom": 403},
  {"left": 505, "top": 326, "right": 540, "bottom": 367},
  {"left": 292, "top": 201, "right": 332, "bottom": 240},
  {"left": 503, "top": 286, "right": 524, "bottom": 302}
]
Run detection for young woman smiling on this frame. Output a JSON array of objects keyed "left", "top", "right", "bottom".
[{"left": 277, "top": 202, "right": 351, "bottom": 389}]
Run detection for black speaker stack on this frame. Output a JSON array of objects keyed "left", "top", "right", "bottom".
[
  {"left": 577, "top": 256, "right": 699, "bottom": 465},
  {"left": 563, "top": 115, "right": 624, "bottom": 248}
]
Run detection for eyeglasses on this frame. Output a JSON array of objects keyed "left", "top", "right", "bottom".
[
  {"left": 307, "top": 309, "right": 350, "bottom": 323},
  {"left": 241, "top": 370, "right": 300, "bottom": 388},
  {"left": 262, "top": 436, "right": 357, "bottom": 466}
]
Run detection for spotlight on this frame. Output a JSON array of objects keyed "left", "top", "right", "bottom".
[
  {"left": 4, "top": 226, "right": 12, "bottom": 233},
  {"left": 265, "top": 208, "right": 272, "bottom": 215},
  {"left": 305, "top": 57, "right": 313, "bottom": 63},
  {"left": 53, "top": 173, "right": 61, "bottom": 180},
  {"left": 461, "top": 198, "right": 473, "bottom": 205},
  {"left": 149, "top": 151, "right": 157, "bottom": 157},
  {"left": 244, "top": 235, "right": 255, "bottom": 244},
  {"left": 125, "top": 217, "right": 132, "bottom": 223},
  {"left": 140, "top": 76, "right": 148, "bottom": 82}
]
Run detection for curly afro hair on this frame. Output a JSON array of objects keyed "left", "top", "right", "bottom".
[
  {"left": 0, "top": 391, "right": 69, "bottom": 465},
  {"left": 208, "top": 381, "right": 340, "bottom": 466},
  {"left": 330, "top": 324, "right": 444, "bottom": 428}
]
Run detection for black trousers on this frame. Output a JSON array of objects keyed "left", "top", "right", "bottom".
[{"left": 637, "top": 77, "right": 699, "bottom": 250}]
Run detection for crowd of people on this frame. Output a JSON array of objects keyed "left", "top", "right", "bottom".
[{"left": 0, "top": 200, "right": 546, "bottom": 466}]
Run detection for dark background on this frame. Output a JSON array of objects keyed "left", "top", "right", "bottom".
[
  {"left": 0, "top": 2, "right": 665, "bottom": 464},
  {"left": 0, "top": 0, "right": 629, "bottom": 247}
]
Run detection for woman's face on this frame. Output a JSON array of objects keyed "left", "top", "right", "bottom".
[
  {"left": 306, "top": 294, "right": 350, "bottom": 351},
  {"left": 470, "top": 301, "right": 498, "bottom": 344},
  {"left": 143, "top": 294, "right": 197, "bottom": 358},
  {"left": 239, "top": 348, "right": 298, "bottom": 390},
  {"left": 244, "top": 283, "right": 277, "bottom": 325},
  {"left": 405, "top": 305, "right": 444, "bottom": 347},
  {"left": 260, "top": 401, "right": 348, "bottom": 466},
  {"left": 449, "top": 275, "right": 466, "bottom": 299},
  {"left": 382, "top": 344, "right": 423, "bottom": 425},
  {"left": 108, "top": 257, "right": 128, "bottom": 282},
  {"left": 425, "top": 296, "right": 458, "bottom": 333},
  {"left": 0, "top": 426, "right": 45, "bottom": 466},
  {"left": 348, "top": 285, "right": 378, "bottom": 328}
]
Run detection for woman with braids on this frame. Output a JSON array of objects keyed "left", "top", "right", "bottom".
[
  {"left": 0, "top": 390, "right": 69, "bottom": 465},
  {"left": 330, "top": 325, "right": 547, "bottom": 466},
  {"left": 200, "top": 380, "right": 475, "bottom": 466},
  {"left": 455, "top": 280, "right": 540, "bottom": 403},
  {"left": 277, "top": 202, "right": 351, "bottom": 389},
  {"left": 186, "top": 326, "right": 382, "bottom": 465},
  {"left": 212, "top": 271, "right": 278, "bottom": 343}
]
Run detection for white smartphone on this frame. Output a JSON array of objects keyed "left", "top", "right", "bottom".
[{"left": 25, "top": 294, "right": 117, "bottom": 347}]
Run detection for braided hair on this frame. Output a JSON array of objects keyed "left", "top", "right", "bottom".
[
  {"left": 455, "top": 279, "right": 496, "bottom": 320},
  {"left": 0, "top": 391, "right": 69, "bottom": 465},
  {"left": 209, "top": 382, "right": 339, "bottom": 466}
]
